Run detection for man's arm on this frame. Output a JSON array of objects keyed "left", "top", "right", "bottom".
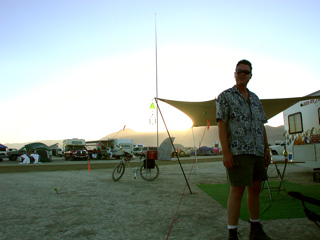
[
  {"left": 263, "top": 126, "right": 271, "bottom": 166},
  {"left": 218, "top": 119, "right": 234, "bottom": 169}
]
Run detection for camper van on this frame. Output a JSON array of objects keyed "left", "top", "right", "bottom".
[
  {"left": 283, "top": 91, "right": 320, "bottom": 168},
  {"left": 63, "top": 138, "right": 88, "bottom": 161}
]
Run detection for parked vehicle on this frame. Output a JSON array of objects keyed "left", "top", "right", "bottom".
[
  {"left": 49, "top": 143, "right": 63, "bottom": 157},
  {"left": 109, "top": 139, "right": 133, "bottom": 159},
  {"left": 86, "top": 138, "right": 133, "bottom": 159},
  {"left": 0, "top": 146, "right": 17, "bottom": 159},
  {"left": 7, "top": 148, "right": 17, "bottom": 155},
  {"left": 141, "top": 146, "right": 158, "bottom": 157},
  {"left": 0, "top": 144, "right": 7, "bottom": 159},
  {"left": 133, "top": 147, "right": 143, "bottom": 156},
  {"left": 133, "top": 144, "right": 144, "bottom": 148},
  {"left": 282, "top": 91, "right": 320, "bottom": 168},
  {"left": 63, "top": 138, "right": 88, "bottom": 161},
  {"left": 269, "top": 141, "right": 286, "bottom": 155}
]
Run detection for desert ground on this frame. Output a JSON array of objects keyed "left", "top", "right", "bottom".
[{"left": 0, "top": 157, "right": 319, "bottom": 240}]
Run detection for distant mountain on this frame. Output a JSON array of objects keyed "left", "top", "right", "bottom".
[
  {"left": 4, "top": 125, "right": 284, "bottom": 149},
  {"left": 265, "top": 125, "right": 285, "bottom": 144},
  {"left": 101, "top": 125, "right": 285, "bottom": 147}
]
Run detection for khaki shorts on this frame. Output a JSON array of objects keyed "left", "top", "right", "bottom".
[{"left": 227, "top": 154, "right": 268, "bottom": 186}]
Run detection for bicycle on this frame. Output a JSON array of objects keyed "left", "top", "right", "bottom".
[{"left": 112, "top": 150, "right": 159, "bottom": 181}]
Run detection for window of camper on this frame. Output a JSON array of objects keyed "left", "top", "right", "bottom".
[
  {"left": 288, "top": 112, "right": 303, "bottom": 134},
  {"left": 318, "top": 107, "right": 320, "bottom": 125}
]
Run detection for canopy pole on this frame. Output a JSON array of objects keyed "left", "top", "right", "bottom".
[
  {"left": 192, "top": 127, "right": 199, "bottom": 180},
  {"left": 155, "top": 13, "right": 159, "bottom": 149},
  {"left": 155, "top": 99, "right": 192, "bottom": 194}
]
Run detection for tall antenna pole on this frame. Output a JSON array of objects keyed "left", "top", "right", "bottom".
[{"left": 155, "top": 13, "right": 159, "bottom": 148}]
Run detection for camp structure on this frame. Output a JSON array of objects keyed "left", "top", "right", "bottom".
[
  {"left": 157, "top": 93, "right": 320, "bottom": 128},
  {"left": 156, "top": 92, "right": 320, "bottom": 159},
  {"left": 172, "top": 144, "right": 190, "bottom": 157},
  {"left": 190, "top": 146, "right": 217, "bottom": 156},
  {"left": 147, "top": 137, "right": 189, "bottom": 160},
  {"left": 24, "top": 142, "right": 51, "bottom": 162},
  {"left": 155, "top": 92, "right": 320, "bottom": 179}
]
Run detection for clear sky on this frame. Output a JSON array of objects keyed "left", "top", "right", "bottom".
[{"left": 1, "top": 0, "right": 319, "bottom": 143}]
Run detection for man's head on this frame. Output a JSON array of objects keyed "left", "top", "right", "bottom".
[
  {"left": 236, "top": 59, "right": 252, "bottom": 71},
  {"left": 234, "top": 59, "right": 252, "bottom": 88}
]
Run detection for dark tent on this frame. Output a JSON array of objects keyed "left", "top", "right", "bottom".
[
  {"left": 191, "top": 146, "right": 217, "bottom": 156},
  {"left": 24, "top": 142, "right": 51, "bottom": 162},
  {"left": 25, "top": 142, "right": 49, "bottom": 151}
]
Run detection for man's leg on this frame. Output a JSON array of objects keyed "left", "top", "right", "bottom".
[
  {"left": 228, "top": 185, "right": 246, "bottom": 225},
  {"left": 247, "top": 179, "right": 262, "bottom": 219},
  {"left": 227, "top": 186, "right": 245, "bottom": 239},
  {"left": 247, "top": 180, "right": 271, "bottom": 240}
]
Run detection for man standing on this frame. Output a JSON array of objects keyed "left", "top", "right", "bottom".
[{"left": 216, "top": 60, "right": 271, "bottom": 240}]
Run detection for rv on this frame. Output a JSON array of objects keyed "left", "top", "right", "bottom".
[
  {"left": 63, "top": 138, "right": 88, "bottom": 161},
  {"left": 86, "top": 139, "right": 133, "bottom": 159},
  {"left": 283, "top": 90, "right": 320, "bottom": 168}
]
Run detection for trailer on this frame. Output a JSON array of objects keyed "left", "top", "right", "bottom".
[{"left": 283, "top": 90, "right": 320, "bottom": 168}]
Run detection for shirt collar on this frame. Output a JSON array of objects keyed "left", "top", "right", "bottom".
[{"left": 232, "top": 85, "right": 252, "bottom": 97}]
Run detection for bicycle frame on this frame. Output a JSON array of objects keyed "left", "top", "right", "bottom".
[
  {"left": 122, "top": 156, "right": 144, "bottom": 179},
  {"left": 112, "top": 153, "right": 159, "bottom": 181}
]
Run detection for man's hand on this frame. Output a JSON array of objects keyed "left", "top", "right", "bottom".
[
  {"left": 223, "top": 151, "right": 235, "bottom": 169},
  {"left": 265, "top": 150, "right": 271, "bottom": 167}
]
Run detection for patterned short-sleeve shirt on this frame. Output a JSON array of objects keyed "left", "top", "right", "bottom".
[{"left": 216, "top": 85, "right": 267, "bottom": 157}]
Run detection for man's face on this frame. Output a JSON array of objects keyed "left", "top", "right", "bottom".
[{"left": 234, "top": 64, "right": 252, "bottom": 87}]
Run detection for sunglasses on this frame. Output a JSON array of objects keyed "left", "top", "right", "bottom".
[{"left": 236, "top": 69, "right": 251, "bottom": 75}]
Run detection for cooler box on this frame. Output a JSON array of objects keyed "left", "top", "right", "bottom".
[
  {"left": 147, "top": 150, "right": 158, "bottom": 160},
  {"left": 145, "top": 150, "right": 157, "bottom": 169}
]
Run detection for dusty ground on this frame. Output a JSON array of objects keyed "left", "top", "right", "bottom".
[{"left": 0, "top": 160, "right": 319, "bottom": 240}]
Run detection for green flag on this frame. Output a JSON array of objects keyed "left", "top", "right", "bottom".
[{"left": 149, "top": 103, "right": 155, "bottom": 109}]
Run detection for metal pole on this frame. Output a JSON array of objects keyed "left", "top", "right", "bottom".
[
  {"left": 155, "top": 99, "right": 192, "bottom": 194},
  {"left": 155, "top": 13, "right": 159, "bottom": 149},
  {"left": 192, "top": 127, "right": 199, "bottom": 179}
]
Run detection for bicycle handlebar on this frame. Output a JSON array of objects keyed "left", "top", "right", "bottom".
[{"left": 116, "top": 145, "right": 134, "bottom": 158}]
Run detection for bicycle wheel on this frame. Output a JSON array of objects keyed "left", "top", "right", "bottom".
[
  {"left": 140, "top": 163, "right": 159, "bottom": 181},
  {"left": 112, "top": 162, "right": 125, "bottom": 181}
]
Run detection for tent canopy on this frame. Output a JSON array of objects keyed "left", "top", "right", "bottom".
[
  {"left": 25, "top": 142, "right": 49, "bottom": 151},
  {"left": 0, "top": 144, "right": 8, "bottom": 149},
  {"left": 158, "top": 94, "right": 320, "bottom": 127}
]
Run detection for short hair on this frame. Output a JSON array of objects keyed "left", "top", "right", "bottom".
[{"left": 236, "top": 59, "right": 252, "bottom": 71}]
